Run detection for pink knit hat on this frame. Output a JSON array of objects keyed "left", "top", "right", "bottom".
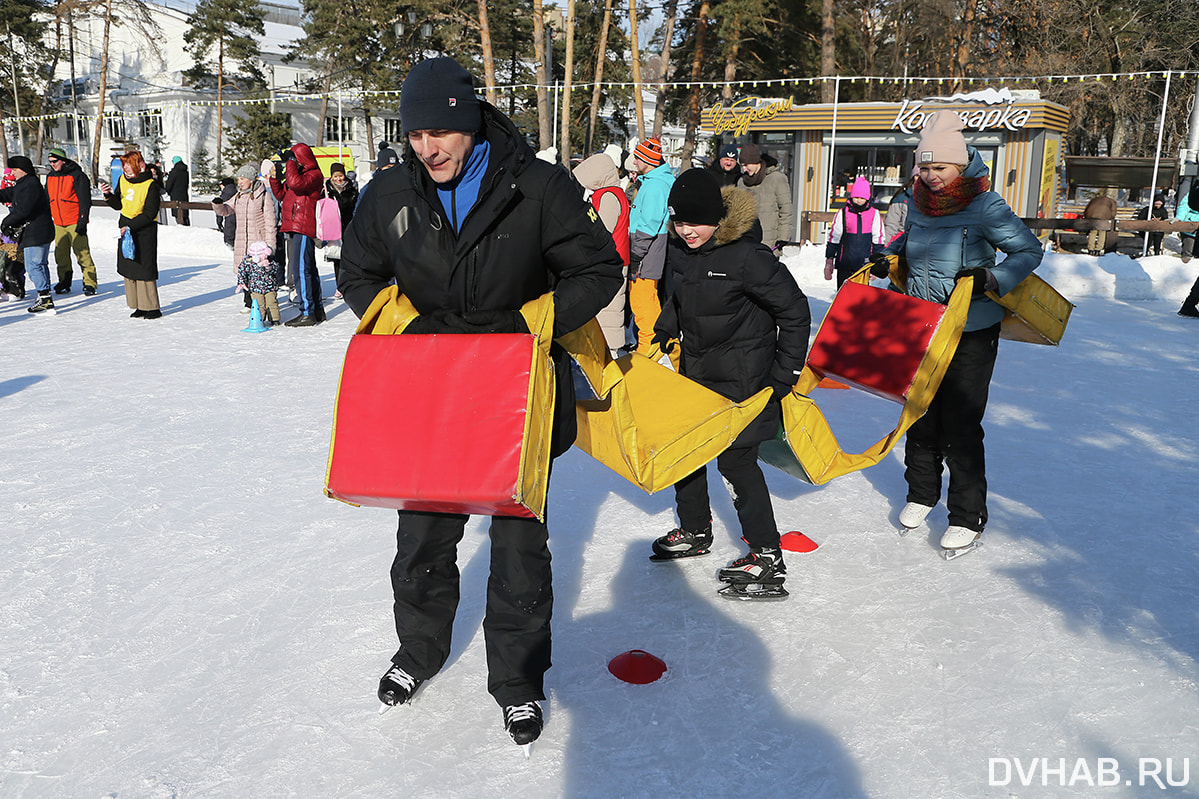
[
  {"left": 849, "top": 176, "right": 872, "bottom": 200},
  {"left": 916, "top": 110, "right": 968, "bottom": 166}
]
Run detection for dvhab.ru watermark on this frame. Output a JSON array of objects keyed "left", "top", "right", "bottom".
[{"left": 989, "top": 758, "right": 1191, "bottom": 789}]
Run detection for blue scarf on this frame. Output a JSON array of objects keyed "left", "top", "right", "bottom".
[{"left": 436, "top": 137, "right": 491, "bottom": 233}]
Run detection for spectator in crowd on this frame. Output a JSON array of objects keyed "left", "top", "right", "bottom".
[
  {"left": 269, "top": 143, "right": 325, "bottom": 326},
  {"left": 100, "top": 150, "right": 163, "bottom": 319},
  {"left": 45, "top": 147, "right": 98, "bottom": 296},
  {"left": 574, "top": 152, "right": 631, "bottom": 350},
  {"left": 707, "top": 142, "right": 742, "bottom": 187},
  {"left": 824, "top": 176, "right": 885, "bottom": 286},
  {"left": 737, "top": 143, "right": 794, "bottom": 252},
  {"left": 1135, "top": 192, "right": 1168, "bottom": 256},
  {"left": 0, "top": 155, "right": 55, "bottom": 313},
  {"left": 163, "top": 156, "right": 191, "bottom": 225},
  {"left": 214, "top": 176, "right": 237, "bottom": 248},
  {"left": 626, "top": 137, "right": 675, "bottom": 354},
  {"left": 214, "top": 162, "right": 278, "bottom": 313},
  {"left": 324, "top": 162, "right": 358, "bottom": 295}
]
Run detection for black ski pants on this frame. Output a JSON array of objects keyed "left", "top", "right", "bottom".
[
  {"left": 903, "top": 322, "right": 1000, "bottom": 532},
  {"left": 389, "top": 509, "right": 553, "bottom": 708},
  {"left": 674, "top": 442, "right": 780, "bottom": 550}
]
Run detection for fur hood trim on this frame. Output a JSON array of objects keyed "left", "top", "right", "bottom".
[{"left": 669, "top": 185, "right": 758, "bottom": 246}]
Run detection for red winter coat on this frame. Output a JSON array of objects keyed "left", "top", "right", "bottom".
[{"left": 269, "top": 142, "right": 322, "bottom": 238}]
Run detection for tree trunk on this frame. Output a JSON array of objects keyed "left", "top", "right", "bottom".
[
  {"left": 35, "top": 16, "right": 65, "bottom": 160},
  {"left": 216, "top": 36, "right": 225, "bottom": 175},
  {"left": 478, "top": 0, "right": 498, "bottom": 104},
  {"left": 820, "top": 0, "right": 835, "bottom": 103},
  {"left": 316, "top": 52, "right": 334, "bottom": 147},
  {"left": 533, "top": 0, "right": 551, "bottom": 150},
  {"left": 953, "top": 0, "right": 978, "bottom": 91},
  {"left": 586, "top": 0, "right": 613, "bottom": 154},
  {"left": 722, "top": 17, "right": 741, "bottom": 104},
  {"left": 680, "top": 0, "right": 711, "bottom": 164},
  {"left": 651, "top": 0, "right": 677, "bottom": 139},
  {"left": 628, "top": 0, "right": 644, "bottom": 139},
  {"left": 90, "top": 0, "right": 114, "bottom": 182},
  {"left": 560, "top": 0, "right": 575, "bottom": 161}
]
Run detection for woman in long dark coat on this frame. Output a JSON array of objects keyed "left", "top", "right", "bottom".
[{"left": 101, "top": 151, "right": 162, "bottom": 318}]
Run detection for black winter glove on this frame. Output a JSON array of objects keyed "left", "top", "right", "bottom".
[
  {"left": 75, "top": 222, "right": 86, "bottom": 237},
  {"left": 869, "top": 254, "right": 892, "bottom": 279},
  {"left": 211, "top": 195, "right": 223, "bottom": 204},
  {"left": 274, "top": 161, "right": 287, "bottom": 183},
  {"left": 281, "top": 148, "right": 295, "bottom": 162},
  {"left": 650, "top": 330, "right": 676, "bottom": 354},
  {"left": 955, "top": 267, "right": 995, "bottom": 296},
  {"left": 0, "top": 223, "right": 13, "bottom": 240},
  {"left": 774, "top": 240, "right": 789, "bottom": 252}
]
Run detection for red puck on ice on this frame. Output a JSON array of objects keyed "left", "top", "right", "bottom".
[
  {"left": 780, "top": 531, "right": 819, "bottom": 553},
  {"left": 608, "top": 649, "right": 667, "bottom": 684}
]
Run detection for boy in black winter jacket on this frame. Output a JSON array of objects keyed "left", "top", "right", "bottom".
[{"left": 649, "top": 168, "right": 812, "bottom": 599}]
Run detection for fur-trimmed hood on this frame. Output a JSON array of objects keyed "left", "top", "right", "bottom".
[{"left": 669, "top": 185, "right": 758, "bottom": 248}]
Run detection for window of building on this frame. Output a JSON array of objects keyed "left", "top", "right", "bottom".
[
  {"left": 324, "top": 115, "right": 353, "bottom": 143},
  {"left": 138, "top": 109, "right": 163, "bottom": 138},
  {"left": 105, "top": 115, "right": 127, "bottom": 141},
  {"left": 384, "top": 118, "right": 403, "bottom": 144}
]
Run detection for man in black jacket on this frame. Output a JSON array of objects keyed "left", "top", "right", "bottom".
[
  {"left": 1, "top": 155, "right": 56, "bottom": 313},
  {"left": 339, "top": 57, "right": 622, "bottom": 748},
  {"left": 163, "top": 156, "right": 190, "bottom": 225}
]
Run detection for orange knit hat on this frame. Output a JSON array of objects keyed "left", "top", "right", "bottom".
[{"left": 634, "top": 138, "right": 664, "bottom": 167}]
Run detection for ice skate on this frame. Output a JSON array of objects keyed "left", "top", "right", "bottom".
[
  {"left": 898, "top": 502, "right": 933, "bottom": 535},
  {"left": 27, "top": 293, "right": 56, "bottom": 314},
  {"left": 940, "top": 526, "right": 983, "bottom": 561},
  {"left": 377, "top": 664, "right": 423, "bottom": 711},
  {"left": 503, "top": 700, "right": 543, "bottom": 751},
  {"left": 716, "top": 547, "right": 789, "bottom": 600},
  {"left": 649, "top": 524, "right": 713, "bottom": 561}
]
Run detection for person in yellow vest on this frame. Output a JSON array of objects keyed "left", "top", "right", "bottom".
[
  {"left": 100, "top": 151, "right": 163, "bottom": 319},
  {"left": 45, "top": 148, "right": 98, "bottom": 296}
]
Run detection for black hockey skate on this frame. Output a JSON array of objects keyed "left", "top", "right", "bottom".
[
  {"left": 378, "top": 664, "right": 423, "bottom": 710},
  {"left": 649, "top": 524, "right": 713, "bottom": 561},
  {"left": 717, "top": 547, "right": 789, "bottom": 600},
  {"left": 504, "top": 700, "right": 544, "bottom": 747}
]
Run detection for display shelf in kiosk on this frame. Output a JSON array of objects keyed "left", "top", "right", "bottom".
[{"left": 701, "top": 92, "right": 1070, "bottom": 244}]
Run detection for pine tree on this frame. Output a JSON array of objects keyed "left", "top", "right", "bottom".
[
  {"left": 222, "top": 103, "right": 292, "bottom": 168},
  {"left": 191, "top": 144, "right": 218, "bottom": 195},
  {"left": 183, "top": 0, "right": 266, "bottom": 176}
]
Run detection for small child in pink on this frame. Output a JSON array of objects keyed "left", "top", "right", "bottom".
[{"left": 236, "top": 241, "right": 281, "bottom": 324}]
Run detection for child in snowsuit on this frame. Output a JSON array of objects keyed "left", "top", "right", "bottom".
[
  {"left": 237, "top": 241, "right": 281, "bottom": 325},
  {"left": 825, "top": 176, "right": 885, "bottom": 286},
  {"left": 649, "top": 168, "right": 811, "bottom": 599}
]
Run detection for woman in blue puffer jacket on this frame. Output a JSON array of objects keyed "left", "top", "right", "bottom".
[{"left": 877, "top": 110, "right": 1043, "bottom": 556}]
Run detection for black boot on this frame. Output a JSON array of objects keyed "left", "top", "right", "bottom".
[{"left": 1179, "top": 276, "right": 1199, "bottom": 317}]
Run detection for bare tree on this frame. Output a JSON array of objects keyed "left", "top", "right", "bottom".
[
  {"left": 651, "top": 0, "right": 678, "bottom": 139},
  {"left": 586, "top": 0, "right": 614, "bottom": 153},
  {"left": 478, "top": 0, "right": 498, "bottom": 104},
  {"left": 629, "top": 0, "right": 645, "bottom": 137},
  {"left": 821, "top": 0, "right": 834, "bottom": 102},
  {"left": 560, "top": 0, "right": 575, "bottom": 159},
  {"left": 533, "top": 0, "right": 551, "bottom": 149},
  {"left": 680, "top": 0, "right": 711, "bottom": 163}
]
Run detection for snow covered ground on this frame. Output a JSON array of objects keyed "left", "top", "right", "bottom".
[{"left": 2, "top": 206, "right": 1198, "bottom": 799}]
